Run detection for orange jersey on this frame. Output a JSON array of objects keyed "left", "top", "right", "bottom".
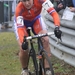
[
  {"left": 15, "top": 0, "right": 45, "bottom": 21},
  {"left": 14, "top": 0, "right": 60, "bottom": 43},
  {"left": 15, "top": 0, "right": 60, "bottom": 25}
]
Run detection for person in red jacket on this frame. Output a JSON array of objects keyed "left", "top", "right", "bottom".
[{"left": 14, "top": 0, "right": 62, "bottom": 75}]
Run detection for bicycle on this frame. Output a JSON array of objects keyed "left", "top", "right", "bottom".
[{"left": 23, "top": 27, "right": 54, "bottom": 75}]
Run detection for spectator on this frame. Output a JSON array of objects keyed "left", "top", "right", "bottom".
[
  {"left": 66, "top": 0, "right": 74, "bottom": 7},
  {"left": 50, "top": 0, "right": 54, "bottom": 3},
  {"left": 72, "top": 0, "right": 75, "bottom": 7},
  {"left": 52, "top": 0, "right": 66, "bottom": 12},
  {"left": 70, "top": 0, "right": 75, "bottom": 12},
  {"left": 53, "top": 0, "right": 74, "bottom": 12},
  {"left": 70, "top": 7, "right": 75, "bottom": 12}
]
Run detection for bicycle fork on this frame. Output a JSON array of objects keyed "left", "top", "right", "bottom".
[{"left": 29, "top": 48, "right": 39, "bottom": 75}]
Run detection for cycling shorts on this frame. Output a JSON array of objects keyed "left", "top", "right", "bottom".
[{"left": 14, "top": 15, "right": 47, "bottom": 40}]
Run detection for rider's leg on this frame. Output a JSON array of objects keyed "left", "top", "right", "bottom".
[
  {"left": 38, "top": 30, "right": 51, "bottom": 68},
  {"left": 14, "top": 24, "right": 29, "bottom": 70},
  {"left": 33, "top": 17, "right": 51, "bottom": 68},
  {"left": 18, "top": 40, "right": 29, "bottom": 69},
  {"left": 14, "top": 19, "right": 29, "bottom": 75},
  {"left": 17, "top": 33, "right": 29, "bottom": 75}
]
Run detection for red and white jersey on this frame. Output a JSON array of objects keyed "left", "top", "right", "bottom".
[
  {"left": 14, "top": 0, "right": 60, "bottom": 43},
  {"left": 15, "top": 0, "right": 44, "bottom": 21}
]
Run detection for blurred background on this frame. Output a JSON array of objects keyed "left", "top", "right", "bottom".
[{"left": 0, "top": 0, "right": 19, "bottom": 29}]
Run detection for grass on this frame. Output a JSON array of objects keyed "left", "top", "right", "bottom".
[
  {"left": 0, "top": 32, "right": 21, "bottom": 75},
  {"left": 0, "top": 32, "right": 75, "bottom": 75}
]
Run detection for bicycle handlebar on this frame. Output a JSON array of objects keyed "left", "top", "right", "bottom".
[
  {"left": 26, "top": 32, "right": 54, "bottom": 40},
  {"left": 24, "top": 31, "right": 61, "bottom": 44}
]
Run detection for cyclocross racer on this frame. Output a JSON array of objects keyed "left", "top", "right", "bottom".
[{"left": 14, "top": 0, "right": 62, "bottom": 75}]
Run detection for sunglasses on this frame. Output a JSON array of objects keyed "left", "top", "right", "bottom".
[{"left": 22, "top": 0, "right": 30, "bottom": 2}]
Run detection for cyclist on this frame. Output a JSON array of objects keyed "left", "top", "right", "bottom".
[{"left": 14, "top": 0, "right": 62, "bottom": 75}]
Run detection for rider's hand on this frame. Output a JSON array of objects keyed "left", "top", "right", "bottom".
[
  {"left": 22, "top": 36, "right": 28, "bottom": 50},
  {"left": 54, "top": 26, "right": 62, "bottom": 39}
]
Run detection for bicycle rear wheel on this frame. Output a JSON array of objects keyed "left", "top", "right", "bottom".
[{"left": 39, "top": 51, "right": 54, "bottom": 75}]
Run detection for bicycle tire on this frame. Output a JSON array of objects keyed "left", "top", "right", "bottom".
[
  {"left": 28, "top": 49, "right": 39, "bottom": 75},
  {"left": 39, "top": 51, "right": 54, "bottom": 75}
]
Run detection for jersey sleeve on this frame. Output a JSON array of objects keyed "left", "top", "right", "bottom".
[
  {"left": 15, "top": 6, "right": 27, "bottom": 43},
  {"left": 47, "top": 8, "right": 60, "bottom": 26},
  {"left": 42, "top": 0, "right": 60, "bottom": 26}
]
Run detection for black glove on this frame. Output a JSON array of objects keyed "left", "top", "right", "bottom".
[
  {"left": 54, "top": 26, "right": 62, "bottom": 39},
  {"left": 22, "top": 36, "right": 28, "bottom": 50}
]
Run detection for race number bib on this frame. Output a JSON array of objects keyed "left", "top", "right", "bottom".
[
  {"left": 17, "top": 16, "right": 24, "bottom": 27},
  {"left": 42, "top": 0, "right": 54, "bottom": 10}
]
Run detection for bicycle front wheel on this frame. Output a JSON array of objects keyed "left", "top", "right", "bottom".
[
  {"left": 39, "top": 51, "right": 54, "bottom": 75},
  {"left": 28, "top": 50, "right": 39, "bottom": 75}
]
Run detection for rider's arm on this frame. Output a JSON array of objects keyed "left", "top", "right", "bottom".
[
  {"left": 47, "top": 7, "right": 60, "bottom": 26},
  {"left": 15, "top": 7, "right": 28, "bottom": 43},
  {"left": 16, "top": 16, "right": 27, "bottom": 43},
  {"left": 42, "top": 0, "right": 60, "bottom": 26}
]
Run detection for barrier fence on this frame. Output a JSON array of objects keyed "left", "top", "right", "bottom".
[
  {"left": 43, "top": 9, "right": 75, "bottom": 67},
  {"left": 0, "top": 0, "right": 18, "bottom": 31}
]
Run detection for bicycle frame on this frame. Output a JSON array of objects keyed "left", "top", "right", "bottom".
[
  {"left": 25, "top": 27, "right": 54, "bottom": 75},
  {"left": 27, "top": 28, "right": 39, "bottom": 75},
  {"left": 27, "top": 28, "right": 46, "bottom": 75}
]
